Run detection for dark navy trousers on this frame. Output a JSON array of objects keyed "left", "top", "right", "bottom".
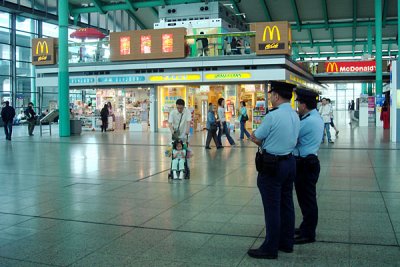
[
  {"left": 257, "top": 156, "right": 296, "bottom": 254},
  {"left": 295, "top": 156, "right": 320, "bottom": 239}
]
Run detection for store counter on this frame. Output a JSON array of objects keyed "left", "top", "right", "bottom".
[{"left": 70, "top": 119, "right": 82, "bottom": 135}]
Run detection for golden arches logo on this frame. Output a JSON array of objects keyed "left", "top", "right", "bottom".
[
  {"left": 326, "top": 62, "right": 339, "bottom": 72},
  {"left": 36, "top": 41, "right": 49, "bottom": 55},
  {"left": 263, "top": 26, "right": 281, "bottom": 42}
]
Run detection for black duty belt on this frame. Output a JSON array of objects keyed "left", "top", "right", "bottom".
[{"left": 264, "top": 151, "right": 293, "bottom": 160}]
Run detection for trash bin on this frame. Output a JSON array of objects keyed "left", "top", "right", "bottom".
[{"left": 70, "top": 119, "right": 82, "bottom": 135}]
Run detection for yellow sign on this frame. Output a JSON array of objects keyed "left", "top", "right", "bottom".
[
  {"left": 263, "top": 26, "right": 281, "bottom": 42},
  {"left": 149, "top": 74, "right": 201, "bottom": 82},
  {"left": 36, "top": 41, "right": 49, "bottom": 54},
  {"left": 289, "top": 74, "right": 307, "bottom": 87},
  {"left": 205, "top": 73, "right": 251, "bottom": 80},
  {"left": 326, "top": 62, "right": 339, "bottom": 72}
]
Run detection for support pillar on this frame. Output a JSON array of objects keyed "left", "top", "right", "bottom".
[
  {"left": 375, "top": 0, "right": 383, "bottom": 96},
  {"left": 58, "top": 0, "right": 70, "bottom": 136},
  {"left": 367, "top": 25, "right": 373, "bottom": 56}
]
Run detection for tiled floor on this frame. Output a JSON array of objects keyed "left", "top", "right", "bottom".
[{"left": 0, "top": 118, "right": 399, "bottom": 266}]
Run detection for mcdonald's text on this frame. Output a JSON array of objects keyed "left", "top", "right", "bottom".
[{"left": 324, "top": 61, "right": 376, "bottom": 73}]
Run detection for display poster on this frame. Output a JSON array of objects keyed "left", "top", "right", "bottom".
[
  {"left": 162, "top": 34, "right": 173, "bottom": 53},
  {"left": 120, "top": 36, "right": 130, "bottom": 55},
  {"left": 368, "top": 96, "right": 375, "bottom": 122},
  {"left": 141, "top": 35, "right": 152, "bottom": 54}
]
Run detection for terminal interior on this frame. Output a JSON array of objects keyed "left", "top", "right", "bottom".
[{"left": 0, "top": 0, "right": 400, "bottom": 266}]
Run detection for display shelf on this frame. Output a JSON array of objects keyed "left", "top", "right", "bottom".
[{"left": 252, "top": 107, "right": 266, "bottom": 130}]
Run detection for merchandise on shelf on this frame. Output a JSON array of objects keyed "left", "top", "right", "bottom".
[{"left": 252, "top": 106, "right": 266, "bottom": 130}]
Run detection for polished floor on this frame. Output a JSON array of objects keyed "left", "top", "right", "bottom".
[{"left": 0, "top": 116, "right": 400, "bottom": 266}]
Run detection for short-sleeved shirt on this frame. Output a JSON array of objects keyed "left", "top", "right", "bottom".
[
  {"left": 169, "top": 108, "right": 192, "bottom": 139},
  {"left": 217, "top": 107, "right": 226, "bottom": 122},
  {"left": 254, "top": 103, "right": 300, "bottom": 156},
  {"left": 294, "top": 109, "right": 324, "bottom": 157}
]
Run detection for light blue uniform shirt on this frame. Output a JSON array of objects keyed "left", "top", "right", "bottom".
[
  {"left": 294, "top": 109, "right": 324, "bottom": 157},
  {"left": 254, "top": 103, "right": 300, "bottom": 155}
]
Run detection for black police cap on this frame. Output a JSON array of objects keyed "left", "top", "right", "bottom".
[
  {"left": 295, "top": 87, "right": 319, "bottom": 102},
  {"left": 268, "top": 81, "right": 296, "bottom": 94}
]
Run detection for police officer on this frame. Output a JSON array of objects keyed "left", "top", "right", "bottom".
[
  {"left": 248, "top": 81, "right": 300, "bottom": 259},
  {"left": 293, "top": 88, "right": 324, "bottom": 244}
]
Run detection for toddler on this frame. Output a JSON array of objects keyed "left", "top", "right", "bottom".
[{"left": 172, "top": 140, "right": 187, "bottom": 179}]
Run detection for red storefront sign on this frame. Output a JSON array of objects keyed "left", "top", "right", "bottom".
[{"left": 325, "top": 61, "right": 376, "bottom": 73}]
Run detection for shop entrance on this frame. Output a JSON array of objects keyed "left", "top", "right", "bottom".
[{"left": 157, "top": 83, "right": 267, "bottom": 132}]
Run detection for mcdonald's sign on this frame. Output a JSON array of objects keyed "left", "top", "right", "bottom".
[
  {"left": 252, "top": 21, "right": 291, "bottom": 55},
  {"left": 324, "top": 61, "right": 376, "bottom": 73},
  {"left": 32, "top": 38, "right": 56, "bottom": 65}
]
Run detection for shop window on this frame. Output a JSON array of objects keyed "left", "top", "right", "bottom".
[
  {"left": 162, "top": 34, "right": 173, "bottom": 53},
  {"left": 120, "top": 36, "right": 130, "bottom": 55},
  {"left": 140, "top": 35, "right": 151, "bottom": 54},
  {"left": 158, "top": 86, "right": 187, "bottom": 128}
]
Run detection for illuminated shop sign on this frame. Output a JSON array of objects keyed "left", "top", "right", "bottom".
[
  {"left": 205, "top": 73, "right": 252, "bottom": 80},
  {"left": 32, "top": 38, "right": 56, "bottom": 65},
  {"left": 252, "top": 22, "right": 291, "bottom": 56},
  {"left": 149, "top": 74, "right": 201, "bottom": 81},
  {"left": 259, "top": 26, "right": 284, "bottom": 50},
  {"left": 98, "top": 76, "right": 146, "bottom": 83},
  {"left": 325, "top": 61, "right": 376, "bottom": 73},
  {"left": 70, "top": 77, "right": 96, "bottom": 84}
]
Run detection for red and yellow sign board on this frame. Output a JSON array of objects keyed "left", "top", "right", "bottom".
[
  {"left": 324, "top": 61, "right": 376, "bottom": 73},
  {"left": 32, "top": 38, "right": 56, "bottom": 65},
  {"left": 251, "top": 21, "right": 292, "bottom": 56},
  {"left": 110, "top": 28, "right": 186, "bottom": 61}
]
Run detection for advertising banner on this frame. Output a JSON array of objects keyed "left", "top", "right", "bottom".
[{"left": 110, "top": 28, "right": 186, "bottom": 61}]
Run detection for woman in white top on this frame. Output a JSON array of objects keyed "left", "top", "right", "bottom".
[{"left": 217, "top": 98, "right": 236, "bottom": 146}]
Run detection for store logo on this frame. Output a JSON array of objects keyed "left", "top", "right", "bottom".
[
  {"left": 259, "top": 25, "right": 284, "bottom": 51},
  {"left": 34, "top": 41, "right": 51, "bottom": 62},
  {"left": 205, "top": 73, "right": 251, "bottom": 80},
  {"left": 263, "top": 26, "right": 281, "bottom": 42},
  {"left": 326, "top": 62, "right": 339, "bottom": 72}
]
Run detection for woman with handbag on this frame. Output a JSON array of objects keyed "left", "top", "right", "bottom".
[
  {"left": 239, "top": 101, "right": 251, "bottom": 141},
  {"left": 217, "top": 98, "right": 236, "bottom": 147},
  {"left": 205, "top": 103, "right": 222, "bottom": 149}
]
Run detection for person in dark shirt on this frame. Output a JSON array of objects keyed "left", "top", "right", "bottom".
[
  {"left": 197, "top": 32, "right": 209, "bottom": 56},
  {"left": 1, "top": 101, "right": 16, "bottom": 140},
  {"left": 100, "top": 104, "right": 109, "bottom": 132},
  {"left": 24, "top": 102, "right": 36, "bottom": 136}
]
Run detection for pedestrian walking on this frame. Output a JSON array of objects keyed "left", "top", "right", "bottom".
[
  {"left": 1, "top": 101, "right": 15, "bottom": 140},
  {"left": 326, "top": 98, "right": 339, "bottom": 136},
  {"left": 24, "top": 102, "right": 36, "bottom": 136},
  {"left": 217, "top": 98, "right": 235, "bottom": 147},
  {"left": 205, "top": 103, "right": 222, "bottom": 149},
  {"left": 319, "top": 98, "right": 334, "bottom": 143},
  {"left": 100, "top": 104, "right": 109, "bottom": 132},
  {"left": 238, "top": 101, "right": 251, "bottom": 141}
]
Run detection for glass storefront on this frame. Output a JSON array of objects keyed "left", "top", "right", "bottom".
[{"left": 157, "top": 83, "right": 267, "bottom": 131}]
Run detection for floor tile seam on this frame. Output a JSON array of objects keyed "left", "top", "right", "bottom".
[
  {"left": 368, "top": 151, "right": 400, "bottom": 247},
  {"left": 0, "top": 255, "right": 61, "bottom": 267},
  {"left": 0, "top": 211, "right": 399, "bottom": 250}
]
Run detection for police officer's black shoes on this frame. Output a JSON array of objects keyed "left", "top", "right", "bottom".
[
  {"left": 294, "top": 236, "right": 316, "bottom": 244},
  {"left": 247, "top": 249, "right": 277, "bottom": 259},
  {"left": 278, "top": 246, "right": 293, "bottom": 253}
]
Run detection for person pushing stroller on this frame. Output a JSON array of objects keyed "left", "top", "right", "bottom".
[{"left": 168, "top": 99, "right": 191, "bottom": 142}]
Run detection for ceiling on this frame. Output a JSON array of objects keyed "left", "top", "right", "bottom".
[{"left": 49, "top": 0, "right": 400, "bottom": 59}]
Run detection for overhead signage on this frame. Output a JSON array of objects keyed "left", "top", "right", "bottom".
[
  {"left": 32, "top": 38, "right": 56, "bottom": 65},
  {"left": 98, "top": 76, "right": 146, "bottom": 83},
  {"left": 110, "top": 28, "right": 186, "bottom": 61},
  {"left": 70, "top": 77, "right": 96, "bottom": 85},
  {"left": 325, "top": 61, "right": 376, "bottom": 73},
  {"left": 149, "top": 74, "right": 201, "bottom": 82},
  {"left": 251, "top": 22, "right": 292, "bottom": 56},
  {"left": 205, "top": 73, "right": 251, "bottom": 80}
]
